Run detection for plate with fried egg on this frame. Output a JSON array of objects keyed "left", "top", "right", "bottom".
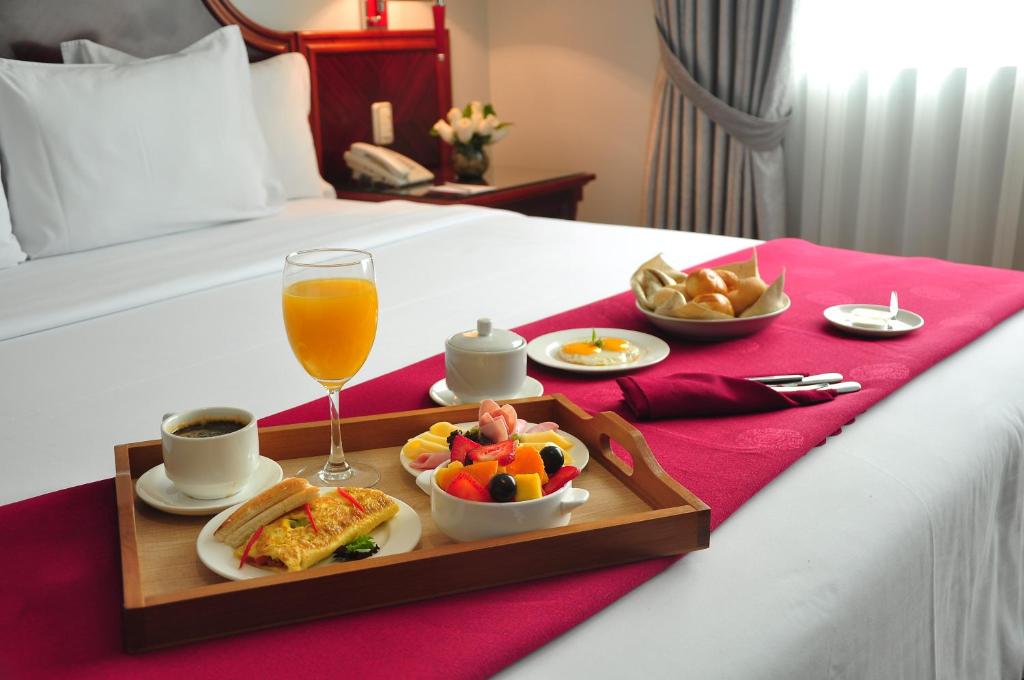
[{"left": 526, "top": 328, "right": 670, "bottom": 373}]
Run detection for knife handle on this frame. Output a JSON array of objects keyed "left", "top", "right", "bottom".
[
  {"left": 797, "top": 373, "right": 843, "bottom": 386},
  {"left": 747, "top": 374, "right": 803, "bottom": 385}
]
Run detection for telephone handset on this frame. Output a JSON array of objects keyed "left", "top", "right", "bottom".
[{"left": 343, "top": 142, "right": 434, "bottom": 187}]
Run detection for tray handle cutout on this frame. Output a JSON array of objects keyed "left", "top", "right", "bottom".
[{"left": 577, "top": 409, "right": 705, "bottom": 511}]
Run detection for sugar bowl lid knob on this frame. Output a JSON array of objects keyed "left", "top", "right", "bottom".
[{"left": 446, "top": 318, "right": 525, "bottom": 353}]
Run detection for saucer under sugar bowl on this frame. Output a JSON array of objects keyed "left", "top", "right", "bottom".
[{"left": 444, "top": 318, "right": 527, "bottom": 403}]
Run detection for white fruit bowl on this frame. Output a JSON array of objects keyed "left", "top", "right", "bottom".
[
  {"left": 636, "top": 294, "right": 791, "bottom": 341},
  {"left": 415, "top": 461, "right": 589, "bottom": 543}
]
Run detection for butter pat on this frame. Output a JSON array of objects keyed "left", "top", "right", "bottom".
[{"left": 849, "top": 307, "right": 890, "bottom": 329}]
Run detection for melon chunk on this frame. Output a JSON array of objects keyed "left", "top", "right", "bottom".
[{"left": 514, "top": 473, "right": 543, "bottom": 501}]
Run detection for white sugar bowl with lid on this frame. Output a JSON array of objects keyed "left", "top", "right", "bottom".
[{"left": 445, "top": 318, "right": 527, "bottom": 403}]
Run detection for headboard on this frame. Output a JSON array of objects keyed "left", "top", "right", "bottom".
[{"left": 0, "top": 0, "right": 450, "bottom": 182}]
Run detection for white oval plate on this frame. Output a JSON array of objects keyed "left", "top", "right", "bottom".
[
  {"left": 399, "top": 421, "right": 590, "bottom": 477},
  {"left": 526, "top": 328, "right": 670, "bottom": 373},
  {"left": 196, "top": 488, "right": 421, "bottom": 581},
  {"left": 135, "top": 456, "right": 283, "bottom": 516},
  {"left": 823, "top": 304, "right": 924, "bottom": 337}
]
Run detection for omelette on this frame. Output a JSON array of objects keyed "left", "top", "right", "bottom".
[{"left": 235, "top": 488, "right": 398, "bottom": 572}]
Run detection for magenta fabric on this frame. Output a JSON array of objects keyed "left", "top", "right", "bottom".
[
  {"left": 4, "top": 239, "right": 1024, "bottom": 680},
  {"left": 617, "top": 372, "right": 835, "bottom": 419}
]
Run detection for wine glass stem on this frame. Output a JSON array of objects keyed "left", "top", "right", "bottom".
[{"left": 321, "top": 387, "right": 353, "bottom": 480}]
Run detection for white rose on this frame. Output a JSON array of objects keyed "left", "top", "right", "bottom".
[
  {"left": 469, "top": 101, "right": 484, "bottom": 118},
  {"left": 432, "top": 119, "right": 454, "bottom": 144},
  {"left": 478, "top": 114, "right": 498, "bottom": 136},
  {"left": 446, "top": 107, "right": 463, "bottom": 124},
  {"left": 488, "top": 126, "right": 509, "bottom": 143},
  {"left": 454, "top": 117, "right": 475, "bottom": 144}
]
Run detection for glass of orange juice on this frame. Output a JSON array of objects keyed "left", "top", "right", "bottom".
[{"left": 282, "top": 248, "right": 379, "bottom": 487}]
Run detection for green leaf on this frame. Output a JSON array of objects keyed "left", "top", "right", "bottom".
[
  {"left": 462, "top": 103, "right": 473, "bottom": 118},
  {"left": 344, "top": 535, "right": 379, "bottom": 554},
  {"left": 429, "top": 128, "right": 439, "bottom": 137},
  {"left": 496, "top": 122, "right": 513, "bottom": 129},
  {"left": 483, "top": 103, "right": 496, "bottom": 117}
]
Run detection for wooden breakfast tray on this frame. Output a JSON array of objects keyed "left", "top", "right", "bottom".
[{"left": 114, "top": 394, "right": 710, "bottom": 652}]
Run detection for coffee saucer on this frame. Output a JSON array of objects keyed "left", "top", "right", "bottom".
[
  {"left": 428, "top": 376, "right": 544, "bottom": 407},
  {"left": 135, "top": 456, "right": 283, "bottom": 516}
]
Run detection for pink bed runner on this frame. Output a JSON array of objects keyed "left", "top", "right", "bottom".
[{"left": 4, "top": 239, "right": 1024, "bottom": 679}]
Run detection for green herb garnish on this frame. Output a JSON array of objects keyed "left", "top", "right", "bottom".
[
  {"left": 333, "top": 535, "right": 380, "bottom": 562},
  {"left": 590, "top": 328, "right": 604, "bottom": 349}
]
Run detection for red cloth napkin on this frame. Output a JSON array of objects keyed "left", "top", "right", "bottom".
[{"left": 617, "top": 372, "right": 835, "bottom": 419}]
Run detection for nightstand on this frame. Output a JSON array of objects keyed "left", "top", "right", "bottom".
[{"left": 332, "top": 167, "right": 597, "bottom": 220}]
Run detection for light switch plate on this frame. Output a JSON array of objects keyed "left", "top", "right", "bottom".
[{"left": 371, "top": 101, "right": 394, "bottom": 145}]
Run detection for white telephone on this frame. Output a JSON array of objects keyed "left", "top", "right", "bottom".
[{"left": 343, "top": 142, "right": 434, "bottom": 187}]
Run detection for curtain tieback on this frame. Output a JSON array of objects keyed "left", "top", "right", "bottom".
[{"left": 657, "top": 27, "right": 789, "bottom": 152}]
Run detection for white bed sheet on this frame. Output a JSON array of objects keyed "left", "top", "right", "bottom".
[
  {"left": 0, "top": 201, "right": 1021, "bottom": 679},
  {"left": 0, "top": 198, "right": 485, "bottom": 341}
]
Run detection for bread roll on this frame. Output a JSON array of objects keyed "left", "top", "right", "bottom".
[
  {"left": 683, "top": 269, "right": 728, "bottom": 299},
  {"left": 215, "top": 477, "right": 320, "bottom": 548},
  {"left": 715, "top": 269, "right": 740, "bottom": 292},
  {"left": 692, "top": 293, "right": 735, "bottom": 317},
  {"left": 726, "top": 276, "right": 768, "bottom": 315}
]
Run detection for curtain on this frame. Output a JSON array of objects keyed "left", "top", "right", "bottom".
[
  {"left": 786, "top": 1, "right": 1024, "bottom": 270},
  {"left": 645, "top": 0, "right": 795, "bottom": 239}
]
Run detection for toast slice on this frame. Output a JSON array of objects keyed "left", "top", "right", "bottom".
[{"left": 214, "top": 477, "right": 319, "bottom": 548}]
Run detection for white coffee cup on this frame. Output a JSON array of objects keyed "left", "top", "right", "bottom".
[
  {"left": 161, "top": 407, "right": 259, "bottom": 499},
  {"left": 444, "top": 318, "right": 527, "bottom": 403}
]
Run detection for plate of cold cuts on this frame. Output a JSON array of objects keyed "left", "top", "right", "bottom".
[{"left": 398, "top": 400, "right": 589, "bottom": 477}]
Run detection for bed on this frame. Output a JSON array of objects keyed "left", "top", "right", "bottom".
[{"left": 1, "top": 3, "right": 1022, "bottom": 679}]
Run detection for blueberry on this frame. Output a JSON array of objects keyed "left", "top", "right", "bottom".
[
  {"left": 540, "top": 445, "right": 565, "bottom": 474},
  {"left": 489, "top": 473, "right": 517, "bottom": 503}
]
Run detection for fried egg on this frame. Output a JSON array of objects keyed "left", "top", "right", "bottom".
[{"left": 558, "top": 335, "right": 641, "bottom": 366}]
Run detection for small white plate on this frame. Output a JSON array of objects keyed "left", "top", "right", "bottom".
[
  {"left": 526, "top": 328, "right": 670, "bottom": 373},
  {"left": 135, "top": 456, "right": 283, "bottom": 516},
  {"left": 399, "top": 421, "right": 590, "bottom": 477},
  {"left": 824, "top": 304, "right": 925, "bottom": 337},
  {"left": 196, "top": 489, "right": 421, "bottom": 581},
  {"left": 428, "top": 376, "right": 544, "bottom": 407}
]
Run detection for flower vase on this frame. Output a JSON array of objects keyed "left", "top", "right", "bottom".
[{"left": 452, "top": 146, "right": 489, "bottom": 181}]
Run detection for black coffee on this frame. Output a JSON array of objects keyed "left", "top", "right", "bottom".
[{"left": 173, "top": 419, "right": 246, "bottom": 438}]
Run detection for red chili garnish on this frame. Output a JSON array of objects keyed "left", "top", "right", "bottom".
[
  {"left": 304, "top": 502, "right": 319, "bottom": 533},
  {"left": 336, "top": 487, "right": 366, "bottom": 514},
  {"left": 238, "top": 525, "right": 264, "bottom": 569}
]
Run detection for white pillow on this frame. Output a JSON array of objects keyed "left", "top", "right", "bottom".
[
  {"left": 0, "top": 25, "right": 285, "bottom": 258},
  {"left": 62, "top": 37, "right": 335, "bottom": 201},
  {"left": 0, "top": 159, "right": 28, "bottom": 269}
]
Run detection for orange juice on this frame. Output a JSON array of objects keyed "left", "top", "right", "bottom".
[{"left": 282, "top": 278, "right": 378, "bottom": 388}]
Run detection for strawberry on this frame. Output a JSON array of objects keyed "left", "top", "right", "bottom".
[
  {"left": 542, "top": 466, "right": 580, "bottom": 495},
  {"left": 446, "top": 471, "right": 491, "bottom": 502},
  {"left": 469, "top": 439, "right": 515, "bottom": 464},
  {"left": 450, "top": 433, "right": 480, "bottom": 464}
]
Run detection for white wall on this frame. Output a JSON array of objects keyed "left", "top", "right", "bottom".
[
  {"left": 233, "top": 0, "right": 658, "bottom": 226},
  {"left": 486, "top": 0, "right": 658, "bottom": 226}
]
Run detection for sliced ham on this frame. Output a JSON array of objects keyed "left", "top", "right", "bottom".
[
  {"left": 409, "top": 450, "right": 451, "bottom": 470},
  {"left": 478, "top": 399, "right": 500, "bottom": 421},
  {"left": 498, "top": 404, "right": 517, "bottom": 433},
  {"left": 479, "top": 411, "right": 510, "bottom": 442},
  {"left": 525, "top": 421, "right": 559, "bottom": 433}
]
